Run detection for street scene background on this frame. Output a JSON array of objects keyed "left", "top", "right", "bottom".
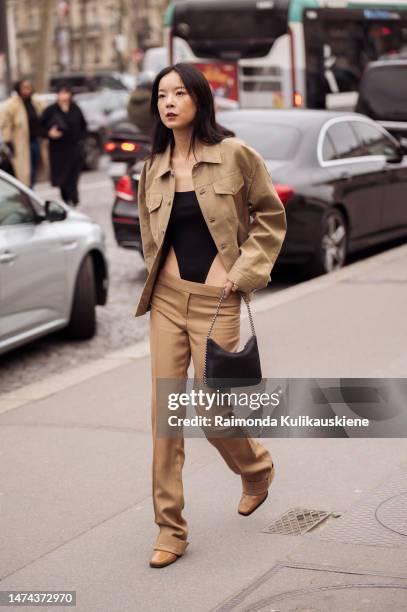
[{"left": 0, "top": 1, "right": 407, "bottom": 610}]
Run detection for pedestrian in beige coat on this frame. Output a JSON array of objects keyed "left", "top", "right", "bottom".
[{"left": 0, "top": 78, "right": 48, "bottom": 187}]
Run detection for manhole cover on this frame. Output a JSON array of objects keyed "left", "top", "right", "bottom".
[
  {"left": 263, "top": 508, "right": 331, "bottom": 535},
  {"left": 375, "top": 492, "right": 407, "bottom": 536}
]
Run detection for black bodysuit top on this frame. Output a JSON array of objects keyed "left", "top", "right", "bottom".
[{"left": 161, "top": 190, "right": 219, "bottom": 283}]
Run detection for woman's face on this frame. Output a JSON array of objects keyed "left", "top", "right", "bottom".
[
  {"left": 57, "top": 89, "right": 72, "bottom": 105},
  {"left": 157, "top": 71, "right": 197, "bottom": 130},
  {"left": 19, "top": 80, "right": 33, "bottom": 99}
]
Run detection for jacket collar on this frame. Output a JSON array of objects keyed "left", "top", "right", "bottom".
[{"left": 153, "top": 140, "right": 223, "bottom": 178}]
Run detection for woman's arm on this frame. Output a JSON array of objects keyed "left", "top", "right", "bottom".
[{"left": 226, "top": 155, "right": 287, "bottom": 294}]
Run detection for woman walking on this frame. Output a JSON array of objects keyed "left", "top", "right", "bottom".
[
  {"left": 41, "top": 83, "right": 87, "bottom": 206},
  {"left": 134, "top": 63, "right": 287, "bottom": 568},
  {"left": 0, "top": 78, "right": 47, "bottom": 187}
]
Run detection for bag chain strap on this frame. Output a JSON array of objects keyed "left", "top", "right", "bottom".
[{"left": 206, "top": 289, "right": 256, "bottom": 341}]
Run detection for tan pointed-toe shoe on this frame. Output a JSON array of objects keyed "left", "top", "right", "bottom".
[
  {"left": 238, "top": 490, "right": 269, "bottom": 516},
  {"left": 149, "top": 550, "right": 180, "bottom": 568},
  {"left": 238, "top": 463, "right": 275, "bottom": 516}
]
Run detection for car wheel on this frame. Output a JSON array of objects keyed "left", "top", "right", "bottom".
[
  {"left": 303, "top": 208, "right": 347, "bottom": 277},
  {"left": 83, "top": 134, "right": 100, "bottom": 170},
  {"left": 65, "top": 255, "right": 96, "bottom": 339}
]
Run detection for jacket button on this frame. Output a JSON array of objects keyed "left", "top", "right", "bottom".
[
  {"left": 209, "top": 217, "right": 215, "bottom": 222},
  {"left": 199, "top": 188, "right": 206, "bottom": 194}
]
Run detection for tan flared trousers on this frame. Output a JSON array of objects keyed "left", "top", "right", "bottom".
[{"left": 148, "top": 268, "right": 274, "bottom": 556}]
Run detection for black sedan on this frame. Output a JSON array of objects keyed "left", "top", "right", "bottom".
[{"left": 112, "top": 109, "right": 407, "bottom": 276}]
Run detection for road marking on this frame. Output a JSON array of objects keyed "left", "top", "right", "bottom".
[{"left": 0, "top": 242, "right": 406, "bottom": 415}]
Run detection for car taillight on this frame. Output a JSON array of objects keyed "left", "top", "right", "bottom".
[
  {"left": 115, "top": 175, "right": 134, "bottom": 201},
  {"left": 275, "top": 183, "right": 294, "bottom": 205},
  {"left": 120, "top": 142, "right": 141, "bottom": 152},
  {"left": 104, "top": 141, "right": 116, "bottom": 152}
]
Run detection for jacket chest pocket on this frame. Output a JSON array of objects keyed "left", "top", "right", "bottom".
[
  {"left": 212, "top": 173, "right": 245, "bottom": 220},
  {"left": 146, "top": 193, "right": 163, "bottom": 241},
  {"left": 211, "top": 173, "right": 245, "bottom": 243}
]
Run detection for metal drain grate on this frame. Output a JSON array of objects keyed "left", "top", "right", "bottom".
[{"left": 262, "top": 508, "right": 332, "bottom": 535}]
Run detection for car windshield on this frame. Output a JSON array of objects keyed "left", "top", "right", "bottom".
[
  {"left": 216, "top": 117, "right": 302, "bottom": 160},
  {"left": 359, "top": 65, "right": 407, "bottom": 120}
]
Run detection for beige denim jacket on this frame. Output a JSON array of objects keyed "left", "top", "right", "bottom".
[{"left": 134, "top": 136, "right": 287, "bottom": 317}]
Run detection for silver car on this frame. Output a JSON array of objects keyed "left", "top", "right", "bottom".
[{"left": 0, "top": 170, "right": 108, "bottom": 355}]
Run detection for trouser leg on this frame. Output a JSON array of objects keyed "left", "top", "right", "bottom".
[
  {"left": 60, "top": 185, "right": 70, "bottom": 204},
  {"left": 29, "top": 140, "right": 40, "bottom": 188},
  {"left": 149, "top": 281, "right": 190, "bottom": 555},
  {"left": 188, "top": 291, "right": 274, "bottom": 495},
  {"left": 68, "top": 155, "right": 82, "bottom": 205}
]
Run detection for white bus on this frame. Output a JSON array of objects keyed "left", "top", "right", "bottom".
[{"left": 164, "top": 0, "right": 407, "bottom": 110}]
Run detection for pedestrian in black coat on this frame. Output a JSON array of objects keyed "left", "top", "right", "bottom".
[{"left": 41, "top": 83, "right": 87, "bottom": 206}]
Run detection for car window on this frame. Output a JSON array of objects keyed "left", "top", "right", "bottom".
[
  {"left": 351, "top": 121, "right": 398, "bottom": 156},
  {"left": 213, "top": 119, "right": 302, "bottom": 160},
  {"left": 321, "top": 132, "right": 336, "bottom": 161},
  {"left": 358, "top": 65, "right": 407, "bottom": 120},
  {"left": 325, "top": 121, "right": 365, "bottom": 160},
  {"left": 96, "top": 76, "right": 126, "bottom": 90},
  {"left": 0, "top": 179, "right": 35, "bottom": 226}
]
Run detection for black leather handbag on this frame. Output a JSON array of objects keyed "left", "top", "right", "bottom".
[{"left": 203, "top": 289, "right": 262, "bottom": 388}]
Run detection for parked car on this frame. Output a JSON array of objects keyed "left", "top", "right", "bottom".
[
  {"left": 0, "top": 170, "right": 109, "bottom": 355},
  {"left": 111, "top": 109, "right": 407, "bottom": 276},
  {"left": 105, "top": 123, "right": 152, "bottom": 185},
  {"left": 355, "top": 59, "right": 407, "bottom": 147},
  {"left": 49, "top": 71, "right": 130, "bottom": 94},
  {"left": 75, "top": 90, "right": 130, "bottom": 170},
  {"left": 111, "top": 159, "right": 144, "bottom": 250}
]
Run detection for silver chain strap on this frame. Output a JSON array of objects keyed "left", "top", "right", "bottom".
[{"left": 203, "top": 289, "right": 256, "bottom": 385}]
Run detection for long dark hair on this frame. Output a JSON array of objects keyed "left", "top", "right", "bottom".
[{"left": 147, "top": 62, "right": 234, "bottom": 165}]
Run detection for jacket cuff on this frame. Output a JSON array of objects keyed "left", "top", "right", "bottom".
[{"left": 227, "top": 266, "right": 256, "bottom": 297}]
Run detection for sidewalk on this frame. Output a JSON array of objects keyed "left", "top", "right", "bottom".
[{"left": 0, "top": 244, "right": 406, "bottom": 611}]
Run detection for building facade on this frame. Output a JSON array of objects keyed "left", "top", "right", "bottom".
[{"left": 7, "top": 0, "right": 167, "bottom": 80}]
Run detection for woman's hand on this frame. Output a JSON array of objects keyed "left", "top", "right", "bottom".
[
  {"left": 223, "top": 279, "right": 239, "bottom": 298},
  {"left": 48, "top": 125, "right": 63, "bottom": 139}
]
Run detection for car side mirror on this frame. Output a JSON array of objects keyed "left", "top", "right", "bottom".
[
  {"left": 384, "top": 145, "right": 403, "bottom": 163},
  {"left": 45, "top": 200, "right": 67, "bottom": 222},
  {"left": 399, "top": 137, "right": 407, "bottom": 155}
]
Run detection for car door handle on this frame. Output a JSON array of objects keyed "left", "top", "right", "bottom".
[
  {"left": 0, "top": 251, "right": 17, "bottom": 263},
  {"left": 60, "top": 239, "right": 78, "bottom": 249},
  {"left": 340, "top": 172, "right": 352, "bottom": 180}
]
